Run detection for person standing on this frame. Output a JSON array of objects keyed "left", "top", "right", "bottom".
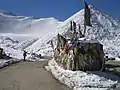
[
  {"left": 23, "top": 50, "right": 27, "bottom": 61},
  {"left": 0, "top": 48, "right": 3, "bottom": 59}
]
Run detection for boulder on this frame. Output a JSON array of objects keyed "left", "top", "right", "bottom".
[{"left": 73, "top": 39, "right": 105, "bottom": 71}]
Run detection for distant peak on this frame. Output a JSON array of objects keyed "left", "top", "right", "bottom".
[
  {"left": 87, "top": 5, "right": 99, "bottom": 12},
  {"left": 0, "top": 10, "right": 16, "bottom": 16},
  {"left": 88, "top": 5, "right": 94, "bottom": 8}
]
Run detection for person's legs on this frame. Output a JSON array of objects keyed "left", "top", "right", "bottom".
[{"left": 24, "top": 56, "right": 26, "bottom": 61}]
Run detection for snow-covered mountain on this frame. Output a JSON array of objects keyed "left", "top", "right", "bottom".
[
  {"left": 0, "top": 10, "right": 61, "bottom": 59},
  {"left": 57, "top": 5, "right": 120, "bottom": 58},
  {"left": 0, "top": 5, "right": 120, "bottom": 59},
  {"left": 0, "top": 10, "right": 60, "bottom": 36}
]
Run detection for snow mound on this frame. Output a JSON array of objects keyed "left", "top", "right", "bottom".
[
  {"left": 46, "top": 59, "right": 120, "bottom": 90},
  {"left": 0, "top": 59, "right": 21, "bottom": 68},
  {"left": 2, "top": 46, "right": 23, "bottom": 59}
]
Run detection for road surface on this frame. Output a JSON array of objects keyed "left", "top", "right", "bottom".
[{"left": 0, "top": 61, "right": 72, "bottom": 90}]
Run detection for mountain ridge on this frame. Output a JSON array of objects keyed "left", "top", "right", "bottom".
[
  {"left": 0, "top": 10, "right": 61, "bottom": 35},
  {"left": 56, "top": 5, "right": 120, "bottom": 58}
]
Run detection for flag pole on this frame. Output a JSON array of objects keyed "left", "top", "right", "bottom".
[
  {"left": 83, "top": 0, "right": 86, "bottom": 37},
  {"left": 84, "top": 22, "right": 86, "bottom": 37}
]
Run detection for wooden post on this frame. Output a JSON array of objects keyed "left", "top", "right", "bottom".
[
  {"left": 83, "top": 0, "right": 86, "bottom": 37},
  {"left": 83, "top": 23, "right": 86, "bottom": 37}
]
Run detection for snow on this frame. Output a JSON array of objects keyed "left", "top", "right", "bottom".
[
  {"left": 0, "top": 33, "right": 36, "bottom": 42},
  {"left": 46, "top": 59, "right": 120, "bottom": 90},
  {"left": 56, "top": 5, "right": 120, "bottom": 58},
  {"left": 14, "top": 38, "right": 38, "bottom": 50},
  {"left": 0, "top": 5, "right": 120, "bottom": 60},
  {"left": 0, "top": 11, "right": 61, "bottom": 35},
  {"left": 0, "top": 59, "right": 21, "bottom": 68},
  {"left": 0, "top": 60, "right": 9, "bottom": 67},
  {"left": 115, "top": 57, "right": 120, "bottom": 61},
  {"left": 78, "top": 38, "right": 100, "bottom": 43},
  {"left": 1, "top": 46, "right": 23, "bottom": 60},
  {"left": 0, "top": 11, "right": 60, "bottom": 59}
]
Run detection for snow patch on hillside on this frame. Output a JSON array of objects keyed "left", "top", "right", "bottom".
[{"left": 14, "top": 38, "right": 38, "bottom": 50}]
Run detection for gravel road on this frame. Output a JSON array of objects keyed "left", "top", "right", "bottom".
[{"left": 0, "top": 61, "right": 72, "bottom": 90}]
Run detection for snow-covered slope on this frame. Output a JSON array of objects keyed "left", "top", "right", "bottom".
[
  {"left": 57, "top": 5, "right": 120, "bottom": 58},
  {"left": 0, "top": 35, "right": 18, "bottom": 48},
  {"left": 0, "top": 10, "right": 60, "bottom": 36},
  {"left": 1, "top": 5, "right": 120, "bottom": 59},
  {"left": 0, "top": 10, "right": 61, "bottom": 59}
]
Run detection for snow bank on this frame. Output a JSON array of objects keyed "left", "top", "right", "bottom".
[
  {"left": 46, "top": 59, "right": 120, "bottom": 90},
  {"left": 2, "top": 46, "right": 23, "bottom": 59},
  {"left": 0, "top": 59, "right": 21, "bottom": 68},
  {"left": 115, "top": 57, "right": 120, "bottom": 61}
]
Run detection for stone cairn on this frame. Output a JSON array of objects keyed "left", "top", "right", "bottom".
[{"left": 53, "top": 21, "right": 105, "bottom": 71}]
